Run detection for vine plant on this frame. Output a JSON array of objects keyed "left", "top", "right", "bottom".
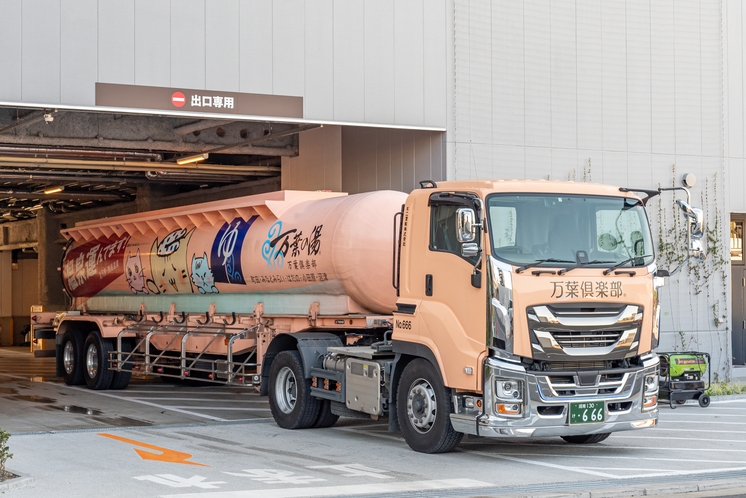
[{"left": 654, "top": 165, "right": 730, "bottom": 380}]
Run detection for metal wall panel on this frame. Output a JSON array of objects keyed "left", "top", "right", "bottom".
[
  {"left": 674, "top": 0, "right": 702, "bottom": 157},
  {"left": 601, "top": 1, "right": 626, "bottom": 152},
  {"left": 61, "top": 0, "right": 97, "bottom": 105},
  {"left": 206, "top": 0, "right": 239, "bottom": 91},
  {"left": 651, "top": 0, "right": 676, "bottom": 155},
  {"left": 394, "top": 0, "right": 424, "bottom": 126},
  {"left": 170, "top": 0, "right": 206, "bottom": 89},
  {"left": 305, "top": 0, "right": 334, "bottom": 120},
  {"left": 523, "top": 0, "right": 551, "bottom": 147},
  {"left": 550, "top": 0, "right": 576, "bottom": 150},
  {"left": 576, "top": 0, "right": 603, "bottom": 151},
  {"left": 239, "top": 0, "right": 273, "bottom": 94},
  {"left": 333, "top": 0, "right": 365, "bottom": 122},
  {"left": 492, "top": 0, "right": 524, "bottom": 147},
  {"left": 98, "top": 0, "right": 134, "bottom": 85},
  {"left": 701, "top": 2, "right": 722, "bottom": 158},
  {"left": 134, "top": 0, "right": 170, "bottom": 87},
  {"left": 273, "top": 0, "right": 304, "bottom": 97},
  {"left": 725, "top": 0, "right": 743, "bottom": 159},
  {"left": 364, "top": 0, "right": 395, "bottom": 124},
  {"left": 423, "top": 1, "right": 446, "bottom": 127},
  {"left": 0, "top": 0, "right": 22, "bottom": 102},
  {"left": 465, "top": 0, "right": 490, "bottom": 145},
  {"left": 626, "top": 0, "right": 651, "bottom": 154},
  {"left": 22, "top": 0, "right": 60, "bottom": 103}
]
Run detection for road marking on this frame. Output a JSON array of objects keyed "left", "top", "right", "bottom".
[
  {"left": 306, "top": 464, "right": 393, "bottom": 479},
  {"left": 135, "top": 474, "right": 224, "bottom": 488},
  {"left": 468, "top": 450, "right": 619, "bottom": 478},
  {"left": 495, "top": 451, "right": 746, "bottom": 465},
  {"left": 122, "top": 391, "right": 257, "bottom": 395},
  {"left": 99, "top": 433, "right": 208, "bottom": 466},
  {"left": 602, "top": 445, "right": 746, "bottom": 453},
  {"left": 644, "top": 427, "right": 746, "bottom": 434},
  {"left": 223, "top": 469, "right": 325, "bottom": 485},
  {"left": 711, "top": 398, "right": 746, "bottom": 404},
  {"left": 128, "top": 398, "right": 267, "bottom": 403},
  {"left": 660, "top": 419, "right": 746, "bottom": 425},
  {"left": 163, "top": 478, "right": 492, "bottom": 498},
  {"left": 169, "top": 406, "right": 271, "bottom": 411},
  {"left": 612, "top": 435, "right": 746, "bottom": 443}
]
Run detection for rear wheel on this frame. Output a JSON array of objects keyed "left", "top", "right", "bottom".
[
  {"left": 561, "top": 433, "right": 611, "bottom": 444},
  {"left": 83, "top": 333, "right": 115, "bottom": 390},
  {"left": 268, "top": 351, "right": 320, "bottom": 429},
  {"left": 396, "top": 358, "right": 463, "bottom": 453},
  {"left": 109, "top": 339, "right": 133, "bottom": 390},
  {"left": 61, "top": 330, "right": 85, "bottom": 386},
  {"left": 313, "top": 400, "right": 340, "bottom": 428}
]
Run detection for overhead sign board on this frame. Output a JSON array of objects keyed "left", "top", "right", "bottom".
[{"left": 95, "top": 83, "right": 303, "bottom": 119}]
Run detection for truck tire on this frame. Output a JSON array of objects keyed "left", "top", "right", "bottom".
[
  {"left": 109, "top": 339, "right": 133, "bottom": 390},
  {"left": 268, "top": 350, "right": 320, "bottom": 429},
  {"left": 396, "top": 358, "right": 463, "bottom": 453},
  {"left": 561, "top": 433, "right": 611, "bottom": 444},
  {"left": 61, "top": 330, "right": 85, "bottom": 386},
  {"left": 313, "top": 400, "right": 340, "bottom": 428},
  {"left": 83, "top": 333, "right": 115, "bottom": 390}
]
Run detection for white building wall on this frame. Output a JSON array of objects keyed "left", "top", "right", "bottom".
[
  {"left": 449, "top": 0, "right": 733, "bottom": 378},
  {"left": 0, "top": 0, "right": 449, "bottom": 130}
]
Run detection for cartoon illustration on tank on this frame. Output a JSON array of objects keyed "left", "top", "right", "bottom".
[
  {"left": 146, "top": 228, "right": 194, "bottom": 294},
  {"left": 125, "top": 249, "right": 149, "bottom": 294},
  {"left": 191, "top": 252, "right": 218, "bottom": 294}
]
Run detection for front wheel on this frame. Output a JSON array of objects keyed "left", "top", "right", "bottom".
[
  {"left": 83, "top": 333, "right": 115, "bottom": 390},
  {"left": 698, "top": 393, "right": 711, "bottom": 408},
  {"left": 396, "top": 358, "right": 463, "bottom": 453},
  {"left": 268, "top": 350, "right": 320, "bottom": 429},
  {"left": 561, "top": 433, "right": 611, "bottom": 444}
]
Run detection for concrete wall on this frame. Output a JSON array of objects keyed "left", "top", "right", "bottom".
[
  {"left": 0, "top": 0, "right": 448, "bottom": 129},
  {"left": 448, "top": 0, "right": 732, "bottom": 378},
  {"left": 281, "top": 126, "right": 342, "bottom": 192}
]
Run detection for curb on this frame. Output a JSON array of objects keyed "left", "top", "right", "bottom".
[
  {"left": 0, "top": 470, "right": 33, "bottom": 493},
  {"left": 486, "top": 477, "right": 746, "bottom": 498}
]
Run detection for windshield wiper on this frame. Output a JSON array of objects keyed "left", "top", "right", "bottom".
[
  {"left": 516, "top": 258, "right": 574, "bottom": 274},
  {"left": 603, "top": 255, "right": 653, "bottom": 275},
  {"left": 558, "top": 260, "right": 616, "bottom": 275}
]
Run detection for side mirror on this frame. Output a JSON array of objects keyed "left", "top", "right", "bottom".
[
  {"left": 461, "top": 242, "right": 479, "bottom": 258},
  {"left": 456, "top": 208, "right": 476, "bottom": 243},
  {"left": 676, "top": 200, "right": 706, "bottom": 261}
]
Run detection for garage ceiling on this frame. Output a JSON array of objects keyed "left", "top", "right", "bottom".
[{"left": 0, "top": 106, "right": 311, "bottom": 223}]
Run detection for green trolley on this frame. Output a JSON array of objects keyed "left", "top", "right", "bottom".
[{"left": 658, "top": 351, "right": 711, "bottom": 408}]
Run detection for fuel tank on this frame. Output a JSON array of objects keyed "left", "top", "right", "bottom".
[{"left": 60, "top": 190, "right": 407, "bottom": 315}]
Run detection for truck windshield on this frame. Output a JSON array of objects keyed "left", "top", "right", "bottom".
[{"left": 486, "top": 194, "right": 655, "bottom": 269}]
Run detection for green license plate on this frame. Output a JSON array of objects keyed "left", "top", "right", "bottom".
[{"left": 569, "top": 401, "right": 605, "bottom": 425}]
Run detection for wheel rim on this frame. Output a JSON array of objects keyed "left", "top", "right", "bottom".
[
  {"left": 63, "top": 341, "right": 75, "bottom": 375},
  {"left": 86, "top": 343, "right": 99, "bottom": 379},
  {"left": 274, "top": 366, "right": 297, "bottom": 414},
  {"left": 407, "top": 377, "right": 437, "bottom": 434}
]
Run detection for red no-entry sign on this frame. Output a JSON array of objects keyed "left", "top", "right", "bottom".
[{"left": 171, "top": 92, "right": 186, "bottom": 107}]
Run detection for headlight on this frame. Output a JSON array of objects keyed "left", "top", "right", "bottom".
[
  {"left": 495, "top": 378, "right": 524, "bottom": 417},
  {"left": 644, "top": 374, "right": 659, "bottom": 393}
]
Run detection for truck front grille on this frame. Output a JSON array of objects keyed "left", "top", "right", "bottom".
[
  {"left": 550, "top": 330, "right": 623, "bottom": 348},
  {"left": 535, "top": 370, "right": 635, "bottom": 400}
]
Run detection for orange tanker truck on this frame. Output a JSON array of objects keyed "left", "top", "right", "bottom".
[{"left": 43, "top": 180, "right": 705, "bottom": 453}]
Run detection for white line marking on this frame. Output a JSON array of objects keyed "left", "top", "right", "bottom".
[
  {"left": 129, "top": 398, "right": 267, "bottom": 403},
  {"left": 602, "top": 445, "right": 746, "bottom": 453},
  {"left": 467, "top": 450, "right": 619, "bottom": 478},
  {"left": 163, "top": 478, "right": 492, "bottom": 498},
  {"left": 659, "top": 420, "right": 746, "bottom": 425},
  {"left": 611, "top": 435, "right": 746, "bottom": 443},
  {"left": 644, "top": 427, "right": 746, "bottom": 434},
  {"left": 711, "top": 398, "right": 746, "bottom": 404},
  {"left": 169, "top": 406, "right": 271, "bottom": 411},
  {"left": 496, "top": 451, "right": 746, "bottom": 465},
  {"left": 122, "top": 391, "right": 257, "bottom": 395}
]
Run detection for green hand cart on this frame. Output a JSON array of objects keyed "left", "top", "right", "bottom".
[{"left": 658, "top": 351, "right": 711, "bottom": 408}]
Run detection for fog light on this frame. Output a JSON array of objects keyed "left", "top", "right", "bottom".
[
  {"left": 497, "top": 403, "right": 521, "bottom": 415},
  {"left": 464, "top": 397, "right": 475, "bottom": 409}
]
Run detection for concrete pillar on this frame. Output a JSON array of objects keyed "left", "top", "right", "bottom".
[
  {"left": 37, "top": 209, "right": 66, "bottom": 309},
  {"left": 137, "top": 184, "right": 179, "bottom": 212},
  {"left": 0, "top": 251, "right": 11, "bottom": 345}
]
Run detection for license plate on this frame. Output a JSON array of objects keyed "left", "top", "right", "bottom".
[{"left": 569, "top": 401, "right": 605, "bottom": 425}]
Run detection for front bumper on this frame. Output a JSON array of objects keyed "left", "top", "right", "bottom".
[{"left": 450, "top": 354, "right": 659, "bottom": 438}]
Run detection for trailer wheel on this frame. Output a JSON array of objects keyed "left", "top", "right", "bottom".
[
  {"left": 561, "top": 433, "right": 611, "bottom": 444},
  {"left": 397, "top": 358, "right": 463, "bottom": 453},
  {"left": 109, "top": 339, "right": 133, "bottom": 390},
  {"left": 268, "top": 350, "right": 320, "bottom": 429},
  {"left": 698, "top": 393, "right": 711, "bottom": 408},
  {"left": 313, "top": 400, "right": 340, "bottom": 428},
  {"left": 61, "top": 330, "right": 85, "bottom": 386},
  {"left": 83, "top": 334, "right": 115, "bottom": 390}
]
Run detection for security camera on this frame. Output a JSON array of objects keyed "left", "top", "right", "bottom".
[{"left": 43, "top": 113, "right": 54, "bottom": 124}]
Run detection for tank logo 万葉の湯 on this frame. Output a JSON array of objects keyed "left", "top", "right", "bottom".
[{"left": 262, "top": 221, "right": 323, "bottom": 270}]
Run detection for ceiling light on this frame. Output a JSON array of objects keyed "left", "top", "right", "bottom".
[
  {"left": 176, "top": 153, "right": 209, "bottom": 165},
  {"left": 28, "top": 205, "right": 45, "bottom": 211},
  {"left": 44, "top": 186, "right": 64, "bottom": 194}
]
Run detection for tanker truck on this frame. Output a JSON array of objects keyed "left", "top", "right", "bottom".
[{"left": 46, "top": 179, "right": 705, "bottom": 453}]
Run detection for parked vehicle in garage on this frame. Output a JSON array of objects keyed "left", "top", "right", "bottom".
[{"left": 44, "top": 180, "right": 704, "bottom": 452}]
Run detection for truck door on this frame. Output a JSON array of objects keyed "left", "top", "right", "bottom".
[{"left": 412, "top": 193, "right": 487, "bottom": 390}]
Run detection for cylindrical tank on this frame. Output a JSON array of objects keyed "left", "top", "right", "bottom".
[{"left": 60, "top": 190, "right": 407, "bottom": 315}]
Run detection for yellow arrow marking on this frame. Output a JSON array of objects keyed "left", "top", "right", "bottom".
[{"left": 98, "top": 433, "right": 208, "bottom": 467}]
